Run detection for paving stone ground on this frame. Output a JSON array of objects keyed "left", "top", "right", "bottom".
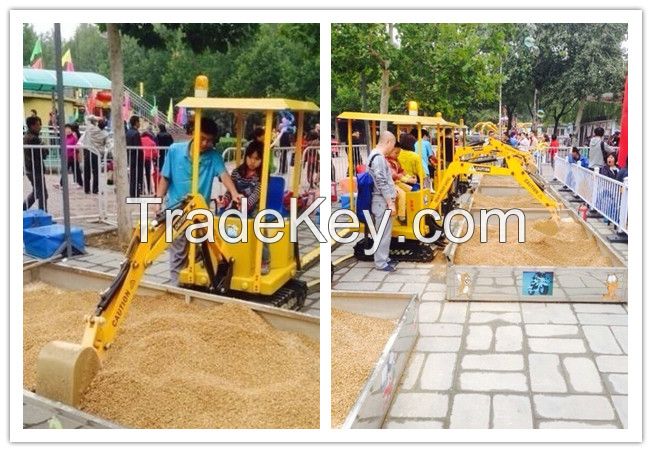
[{"left": 331, "top": 164, "right": 628, "bottom": 429}]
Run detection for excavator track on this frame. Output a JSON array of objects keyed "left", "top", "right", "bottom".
[
  {"left": 201, "top": 278, "right": 308, "bottom": 312},
  {"left": 353, "top": 237, "right": 436, "bottom": 263}
]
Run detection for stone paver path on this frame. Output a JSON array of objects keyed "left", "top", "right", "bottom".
[{"left": 331, "top": 164, "right": 628, "bottom": 429}]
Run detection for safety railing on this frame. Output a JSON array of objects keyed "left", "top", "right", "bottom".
[
  {"left": 23, "top": 143, "right": 114, "bottom": 225},
  {"left": 220, "top": 145, "right": 320, "bottom": 198},
  {"left": 330, "top": 144, "right": 369, "bottom": 183},
  {"left": 553, "top": 155, "right": 628, "bottom": 234},
  {"left": 123, "top": 85, "right": 186, "bottom": 136},
  {"left": 23, "top": 143, "right": 172, "bottom": 227},
  {"left": 554, "top": 146, "right": 590, "bottom": 160}
]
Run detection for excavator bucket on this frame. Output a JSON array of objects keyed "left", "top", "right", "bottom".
[
  {"left": 35, "top": 341, "right": 100, "bottom": 407},
  {"left": 532, "top": 216, "right": 560, "bottom": 236}
]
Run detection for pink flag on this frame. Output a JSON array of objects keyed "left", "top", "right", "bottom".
[
  {"left": 617, "top": 76, "right": 628, "bottom": 168},
  {"left": 122, "top": 91, "right": 131, "bottom": 120},
  {"left": 86, "top": 90, "right": 97, "bottom": 115},
  {"left": 175, "top": 106, "right": 187, "bottom": 125}
]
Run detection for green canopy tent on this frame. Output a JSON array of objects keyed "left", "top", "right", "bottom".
[{"left": 23, "top": 68, "right": 111, "bottom": 91}]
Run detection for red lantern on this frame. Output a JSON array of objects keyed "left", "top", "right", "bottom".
[{"left": 96, "top": 91, "right": 112, "bottom": 102}]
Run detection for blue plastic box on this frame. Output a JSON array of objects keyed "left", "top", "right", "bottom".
[
  {"left": 339, "top": 194, "right": 357, "bottom": 210},
  {"left": 23, "top": 224, "right": 85, "bottom": 259},
  {"left": 23, "top": 209, "right": 53, "bottom": 229}
]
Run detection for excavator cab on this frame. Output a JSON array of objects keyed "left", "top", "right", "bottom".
[
  {"left": 337, "top": 111, "right": 462, "bottom": 261},
  {"left": 173, "top": 93, "right": 318, "bottom": 303},
  {"left": 35, "top": 75, "right": 319, "bottom": 407}
]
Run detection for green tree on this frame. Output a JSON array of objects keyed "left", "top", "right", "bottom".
[
  {"left": 545, "top": 23, "right": 627, "bottom": 135},
  {"left": 67, "top": 24, "right": 109, "bottom": 74},
  {"left": 223, "top": 24, "right": 319, "bottom": 102},
  {"left": 332, "top": 23, "right": 507, "bottom": 131},
  {"left": 23, "top": 24, "right": 38, "bottom": 66},
  {"left": 332, "top": 23, "right": 400, "bottom": 132},
  {"left": 396, "top": 23, "right": 506, "bottom": 121},
  {"left": 102, "top": 23, "right": 258, "bottom": 244}
]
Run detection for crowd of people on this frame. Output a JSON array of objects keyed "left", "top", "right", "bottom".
[{"left": 22, "top": 111, "right": 178, "bottom": 212}]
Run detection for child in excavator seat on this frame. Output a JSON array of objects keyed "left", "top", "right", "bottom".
[
  {"left": 221, "top": 141, "right": 271, "bottom": 275},
  {"left": 387, "top": 144, "right": 418, "bottom": 225}
]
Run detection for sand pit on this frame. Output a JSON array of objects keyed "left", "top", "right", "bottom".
[
  {"left": 24, "top": 283, "right": 319, "bottom": 429},
  {"left": 454, "top": 217, "right": 614, "bottom": 267},
  {"left": 479, "top": 175, "right": 521, "bottom": 187},
  {"left": 331, "top": 308, "right": 396, "bottom": 428},
  {"left": 471, "top": 191, "right": 542, "bottom": 210},
  {"left": 86, "top": 230, "right": 127, "bottom": 253}
]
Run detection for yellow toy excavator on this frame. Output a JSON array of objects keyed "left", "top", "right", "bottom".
[
  {"left": 35, "top": 75, "right": 319, "bottom": 408},
  {"left": 454, "top": 137, "right": 537, "bottom": 169},
  {"left": 450, "top": 137, "right": 541, "bottom": 195}
]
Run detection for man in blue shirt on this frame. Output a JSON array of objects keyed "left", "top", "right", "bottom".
[
  {"left": 565, "top": 147, "right": 589, "bottom": 191},
  {"left": 157, "top": 117, "right": 242, "bottom": 284},
  {"left": 414, "top": 129, "right": 433, "bottom": 189},
  {"left": 567, "top": 147, "right": 589, "bottom": 168},
  {"left": 508, "top": 131, "right": 519, "bottom": 147}
]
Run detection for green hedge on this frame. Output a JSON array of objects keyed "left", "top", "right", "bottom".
[{"left": 215, "top": 137, "right": 246, "bottom": 152}]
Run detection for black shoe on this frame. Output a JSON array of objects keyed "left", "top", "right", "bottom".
[{"left": 388, "top": 259, "right": 399, "bottom": 267}]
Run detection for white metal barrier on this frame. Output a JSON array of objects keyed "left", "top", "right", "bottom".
[
  {"left": 331, "top": 144, "right": 369, "bottom": 183},
  {"left": 553, "top": 155, "right": 628, "bottom": 234},
  {"left": 219, "top": 144, "right": 320, "bottom": 197},
  {"left": 23, "top": 143, "right": 112, "bottom": 224},
  {"left": 24, "top": 143, "right": 171, "bottom": 226},
  {"left": 552, "top": 146, "right": 589, "bottom": 160}
]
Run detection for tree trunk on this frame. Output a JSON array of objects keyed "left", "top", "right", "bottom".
[
  {"left": 360, "top": 73, "right": 371, "bottom": 148},
  {"left": 553, "top": 114, "right": 562, "bottom": 136},
  {"left": 531, "top": 87, "right": 538, "bottom": 131},
  {"left": 379, "top": 60, "right": 390, "bottom": 133},
  {"left": 107, "top": 24, "right": 131, "bottom": 246},
  {"left": 506, "top": 106, "right": 514, "bottom": 132},
  {"left": 573, "top": 97, "right": 586, "bottom": 146}
]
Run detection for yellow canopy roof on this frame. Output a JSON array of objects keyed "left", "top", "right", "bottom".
[
  {"left": 177, "top": 97, "right": 319, "bottom": 112},
  {"left": 338, "top": 111, "right": 462, "bottom": 128}
]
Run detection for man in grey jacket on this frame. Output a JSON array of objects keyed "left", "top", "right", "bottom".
[
  {"left": 588, "top": 127, "right": 616, "bottom": 170},
  {"left": 80, "top": 115, "right": 109, "bottom": 194},
  {"left": 368, "top": 131, "right": 398, "bottom": 272}
]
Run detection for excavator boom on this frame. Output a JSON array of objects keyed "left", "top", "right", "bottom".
[
  {"left": 429, "top": 156, "right": 559, "bottom": 215},
  {"left": 35, "top": 194, "right": 227, "bottom": 406}
]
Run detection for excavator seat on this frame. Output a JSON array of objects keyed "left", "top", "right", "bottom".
[{"left": 266, "top": 176, "right": 289, "bottom": 217}]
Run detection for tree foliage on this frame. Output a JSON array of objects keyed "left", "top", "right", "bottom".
[
  {"left": 23, "top": 24, "right": 38, "bottom": 66},
  {"left": 332, "top": 23, "right": 506, "bottom": 124},
  {"left": 332, "top": 23, "right": 627, "bottom": 130},
  {"left": 24, "top": 23, "right": 319, "bottom": 105}
]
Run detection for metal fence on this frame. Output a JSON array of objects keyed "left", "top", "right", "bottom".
[
  {"left": 553, "top": 155, "right": 628, "bottom": 234},
  {"left": 331, "top": 144, "right": 369, "bottom": 184},
  {"left": 221, "top": 145, "right": 320, "bottom": 197},
  {"left": 23, "top": 143, "right": 171, "bottom": 226}
]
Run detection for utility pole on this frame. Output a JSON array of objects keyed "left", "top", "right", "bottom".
[
  {"left": 54, "top": 24, "right": 72, "bottom": 258},
  {"left": 498, "top": 62, "right": 503, "bottom": 137}
]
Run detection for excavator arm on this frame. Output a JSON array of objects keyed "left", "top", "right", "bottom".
[
  {"left": 453, "top": 137, "right": 537, "bottom": 170},
  {"left": 36, "top": 193, "right": 230, "bottom": 406},
  {"left": 428, "top": 158, "right": 559, "bottom": 215}
]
